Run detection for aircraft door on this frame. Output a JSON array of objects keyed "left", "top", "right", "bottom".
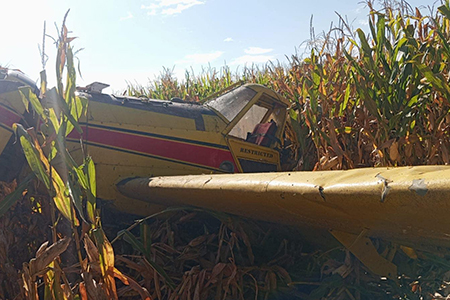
[
  {"left": 218, "top": 90, "right": 288, "bottom": 173},
  {"left": 227, "top": 138, "right": 281, "bottom": 172},
  {"left": 225, "top": 102, "right": 282, "bottom": 172}
]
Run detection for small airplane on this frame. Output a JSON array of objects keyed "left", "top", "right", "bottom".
[
  {"left": 1, "top": 69, "right": 449, "bottom": 280},
  {"left": 0, "top": 69, "right": 299, "bottom": 214}
]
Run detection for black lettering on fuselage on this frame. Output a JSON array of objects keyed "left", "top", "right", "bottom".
[{"left": 239, "top": 147, "right": 274, "bottom": 158}]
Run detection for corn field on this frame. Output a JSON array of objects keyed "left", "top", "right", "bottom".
[
  {"left": 2, "top": 1, "right": 450, "bottom": 300},
  {"left": 128, "top": 0, "right": 450, "bottom": 172}
]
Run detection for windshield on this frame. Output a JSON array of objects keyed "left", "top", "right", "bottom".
[
  {"left": 229, "top": 104, "right": 268, "bottom": 139},
  {"left": 206, "top": 86, "right": 257, "bottom": 122}
]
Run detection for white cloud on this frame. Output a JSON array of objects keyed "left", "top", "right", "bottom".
[
  {"left": 224, "top": 37, "right": 233, "bottom": 42},
  {"left": 177, "top": 51, "right": 224, "bottom": 64},
  {"left": 158, "top": 0, "right": 200, "bottom": 7},
  {"left": 231, "top": 54, "right": 274, "bottom": 66},
  {"left": 358, "top": 19, "right": 369, "bottom": 26},
  {"left": 141, "top": 3, "right": 158, "bottom": 14},
  {"left": 141, "top": 0, "right": 204, "bottom": 15},
  {"left": 141, "top": 4, "right": 158, "bottom": 9},
  {"left": 162, "top": 2, "right": 200, "bottom": 15},
  {"left": 244, "top": 47, "right": 273, "bottom": 55},
  {"left": 120, "top": 12, "right": 134, "bottom": 21}
]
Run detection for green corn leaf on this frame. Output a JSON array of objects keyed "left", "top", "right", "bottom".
[
  {"left": 434, "top": 27, "right": 450, "bottom": 61},
  {"left": 85, "top": 156, "right": 97, "bottom": 223},
  {"left": 339, "top": 84, "right": 351, "bottom": 116},
  {"left": 120, "top": 230, "right": 175, "bottom": 290},
  {"left": 121, "top": 230, "right": 148, "bottom": 257},
  {"left": 369, "top": 16, "right": 377, "bottom": 42},
  {"left": 74, "top": 165, "right": 89, "bottom": 190},
  {"left": 65, "top": 47, "right": 86, "bottom": 136},
  {"left": 59, "top": 97, "right": 83, "bottom": 136},
  {"left": 376, "top": 14, "right": 386, "bottom": 57},
  {"left": 438, "top": 4, "right": 450, "bottom": 20},
  {"left": 67, "top": 178, "right": 86, "bottom": 223},
  {"left": 354, "top": 78, "right": 380, "bottom": 121},
  {"left": 289, "top": 109, "right": 298, "bottom": 121},
  {"left": 47, "top": 108, "right": 61, "bottom": 133},
  {"left": 46, "top": 87, "right": 83, "bottom": 135},
  {"left": 40, "top": 70, "right": 47, "bottom": 95},
  {"left": 343, "top": 48, "right": 365, "bottom": 77},
  {"left": 14, "top": 124, "right": 51, "bottom": 190},
  {"left": 19, "top": 87, "right": 46, "bottom": 121},
  {"left": 389, "top": 62, "right": 399, "bottom": 84},
  {"left": 393, "top": 38, "right": 408, "bottom": 62},
  {"left": 407, "top": 95, "right": 419, "bottom": 107},
  {"left": 357, "top": 28, "right": 372, "bottom": 57},
  {"left": 415, "top": 59, "right": 450, "bottom": 96},
  {"left": 384, "top": 35, "right": 393, "bottom": 54},
  {"left": 65, "top": 46, "right": 76, "bottom": 106},
  {"left": 86, "top": 157, "right": 96, "bottom": 197},
  {"left": 140, "top": 223, "right": 152, "bottom": 254},
  {"left": 13, "top": 124, "right": 77, "bottom": 224},
  {"left": 52, "top": 168, "right": 79, "bottom": 226},
  {"left": 379, "top": 56, "right": 392, "bottom": 77}
]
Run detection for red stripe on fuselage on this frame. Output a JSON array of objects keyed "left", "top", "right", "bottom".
[
  {"left": 0, "top": 105, "right": 22, "bottom": 129},
  {"left": 69, "top": 126, "right": 237, "bottom": 171}
]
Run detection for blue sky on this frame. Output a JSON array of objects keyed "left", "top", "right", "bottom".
[{"left": 0, "top": 0, "right": 437, "bottom": 93}]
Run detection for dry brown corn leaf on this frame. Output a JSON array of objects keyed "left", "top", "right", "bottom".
[{"left": 29, "top": 237, "right": 71, "bottom": 276}]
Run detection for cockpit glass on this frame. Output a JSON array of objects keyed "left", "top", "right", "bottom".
[
  {"left": 206, "top": 86, "right": 257, "bottom": 122},
  {"left": 229, "top": 104, "right": 269, "bottom": 140}
]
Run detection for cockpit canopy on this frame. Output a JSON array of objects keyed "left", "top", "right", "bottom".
[{"left": 206, "top": 85, "right": 289, "bottom": 148}]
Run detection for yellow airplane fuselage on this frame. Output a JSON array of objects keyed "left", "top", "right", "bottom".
[{"left": 65, "top": 84, "right": 291, "bottom": 214}]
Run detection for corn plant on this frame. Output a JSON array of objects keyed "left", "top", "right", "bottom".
[
  {"left": 126, "top": 1, "right": 450, "bottom": 172},
  {"left": 2, "top": 1, "right": 450, "bottom": 299},
  {"left": 285, "top": 1, "right": 450, "bottom": 170},
  {"left": 4, "top": 12, "right": 151, "bottom": 300}
]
